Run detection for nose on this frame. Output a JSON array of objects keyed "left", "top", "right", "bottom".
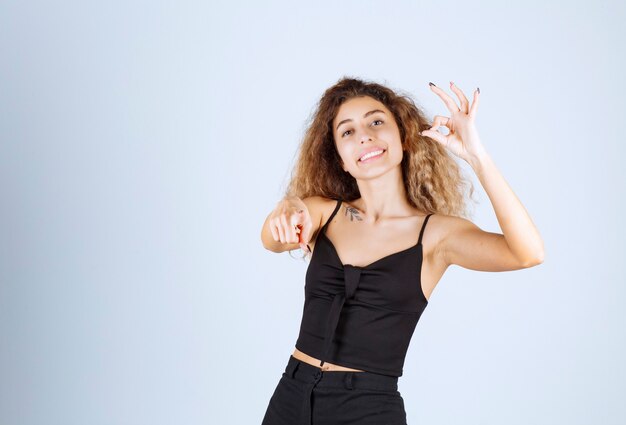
[{"left": 359, "top": 129, "right": 374, "bottom": 143}]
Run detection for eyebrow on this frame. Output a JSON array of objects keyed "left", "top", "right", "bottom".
[{"left": 335, "top": 109, "right": 386, "bottom": 131}]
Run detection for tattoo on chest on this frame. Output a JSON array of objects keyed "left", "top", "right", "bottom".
[{"left": 344, "top": 205, "right": 363, "bottom": 222}]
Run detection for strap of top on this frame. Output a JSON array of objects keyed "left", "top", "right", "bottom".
[
  {"left": 322, "top": 199, "right": 343, "bottom": 232},
  {"left": 417, "top": 213, "right": 434, "bottom": 246}
]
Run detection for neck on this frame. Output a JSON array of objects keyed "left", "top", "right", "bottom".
[{"left": 351, "top": 167, "right": 413, "bottom": 222}]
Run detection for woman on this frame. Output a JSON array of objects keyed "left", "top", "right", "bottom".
[{"left": 259, "top": 77, "right": 544, "bottom": 425}]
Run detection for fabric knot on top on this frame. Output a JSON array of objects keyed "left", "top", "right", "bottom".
[
  {"left": 342, "top": 265, "right": 362, "bottom": 299},
  {"left": 320, "top": 265, "right": 362, "bottom": 368}
]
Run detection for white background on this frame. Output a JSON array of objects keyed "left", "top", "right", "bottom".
[{"left": 1, "top": 0, "right": 624, "bottom": 424}]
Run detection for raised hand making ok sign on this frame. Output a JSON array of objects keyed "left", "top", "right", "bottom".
[{"left": 420, "top": 81, "right": 487, "bottom": 166}]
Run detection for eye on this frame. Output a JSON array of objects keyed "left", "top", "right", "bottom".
[{"left": 341, "top": 120, "right": 383, "bottom": 138}]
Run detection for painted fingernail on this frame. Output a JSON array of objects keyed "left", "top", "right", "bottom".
[
  {"left": 429, "top": 82, "right": 436, "bottom": 87},
  {"left": 450, "top": 81, "right": 454, "bottom": 86},
  {"left": 477, "top": 87, "right": 480, "bottom": 94}
]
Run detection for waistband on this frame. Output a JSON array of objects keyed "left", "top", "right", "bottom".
[
  {"left": 284, "top": 354, "right": 398, "bottom": 391},
  {"left": 284, "top": 355, "right": 399, "bottom": 425}
]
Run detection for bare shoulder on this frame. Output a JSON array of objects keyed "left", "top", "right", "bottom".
[
  {"left": 419, "top": 214, "right": 473, "bottom": 282},
  {"left": 420, "top": 213, "right": 450, "bottom": 263},
  {"left": 425, "top": 214, "right": 473, "bottom": 252},
  {"left": 301, "top": 195, "right": 336, "bottom": 232},
  {"left": 425, "top": 213, "right": 465, "bottom": 238}
]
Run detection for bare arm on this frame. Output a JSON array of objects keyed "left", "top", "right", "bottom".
[
  {"left": 421, "top": 82, "right": 544, "bottom": 271},
  {"left": 441, "top": 150, "right": 545, "bottom": 271}
]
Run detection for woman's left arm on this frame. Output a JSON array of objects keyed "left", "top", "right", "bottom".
[{"left": 422, "top": 81, "right": 545, "bottom": 271}]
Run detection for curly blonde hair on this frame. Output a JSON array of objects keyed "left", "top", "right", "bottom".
[{"left": 283, "top": 76, "right": 477, "bottom": 259}]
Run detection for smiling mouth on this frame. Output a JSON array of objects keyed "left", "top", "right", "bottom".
[{"left": 358, "top": 149, "right": 386, "bottom": 162}]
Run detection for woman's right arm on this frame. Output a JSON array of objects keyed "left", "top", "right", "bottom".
[{"left": 261, "top": 195, "right": 326, "bottom": 253}]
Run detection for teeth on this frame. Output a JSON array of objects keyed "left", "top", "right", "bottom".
[{"left": 360, "top": 150, "right": 384, "bottom": 161}]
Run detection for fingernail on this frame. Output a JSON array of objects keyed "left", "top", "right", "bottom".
[
  {"left": 477, "top": 87, "right": 480, "bottom": 94},
  {"left": 450, "top": 81, "right": 454, "bottom": 86},
  {"left": 428, "top": 82, "right": 436, "bottom": 87}
]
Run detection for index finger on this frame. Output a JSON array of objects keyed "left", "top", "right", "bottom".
[{"left": 429, "top": 82, "right": 461, "bottom": 114}]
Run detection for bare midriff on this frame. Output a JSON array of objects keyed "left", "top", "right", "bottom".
[{"left": 292, "top": 348, "right": 365, "bottom": 372}]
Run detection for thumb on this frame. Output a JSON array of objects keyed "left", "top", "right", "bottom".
[{"left": 420, "top": 129, "right": 446, "bottom": 146}]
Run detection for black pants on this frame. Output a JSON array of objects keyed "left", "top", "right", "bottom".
[{"left": 261, "top": 355, "right": 407, "bottom": 425}]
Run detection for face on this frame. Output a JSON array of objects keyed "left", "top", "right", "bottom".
[{"left": 332, "top": 96, "right": 403, "bottom": 177}]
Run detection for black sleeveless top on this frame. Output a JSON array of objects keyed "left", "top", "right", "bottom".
[{"left": 295, "top": 199, "right": 433, "bottom": 377}]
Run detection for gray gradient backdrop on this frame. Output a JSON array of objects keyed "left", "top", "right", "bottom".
[{"left": 1, "top": 0, "right": 624, "bottom": 424}]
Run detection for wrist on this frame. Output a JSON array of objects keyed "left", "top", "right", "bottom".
[{"left": 468, "top": 148, "right": 490, "bottom": 170}]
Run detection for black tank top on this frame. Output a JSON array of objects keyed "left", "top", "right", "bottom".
[{"left": 295, "top": 199, "right": 433, "bottom": 377}]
